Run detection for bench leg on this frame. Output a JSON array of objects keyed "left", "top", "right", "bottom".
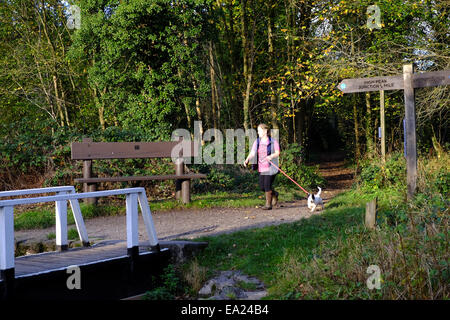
[
  {"left": 175, "top": 158, "right": 184, "bottom": 201},
  {"left": 83, "top": 158, "right": 97, "bottom": 205},
  {"left": 85, "top": 183, "right": 97, "bottom": 205},
  {"left": 175, "top": 179, "right": 182, "bottom": 201},
  {"left": 176, "top": 179, "right": 190, "bottom": 203},
  {"left": 181, "top": 179, "right": 190, "bottom": 204}
]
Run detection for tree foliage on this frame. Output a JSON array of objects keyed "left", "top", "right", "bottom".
[{"left": 0, "top": 0, "right": 448, "bottom": 181}]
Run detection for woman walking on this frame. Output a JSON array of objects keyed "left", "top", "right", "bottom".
[{"left": 244, "top": 124, "right": 280, "bottom": 210}]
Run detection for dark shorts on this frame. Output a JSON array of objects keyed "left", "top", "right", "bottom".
[{"left": 259, "top": 173, "right": 278, "bottom": 192}]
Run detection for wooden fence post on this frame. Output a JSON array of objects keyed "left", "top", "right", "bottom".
[{"left": 365, "top": 198, "right": 377, "bottom": 230}]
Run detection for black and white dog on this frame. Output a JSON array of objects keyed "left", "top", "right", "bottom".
[{"left": 307, "top": 187, "right": 323, "bottom": 212}]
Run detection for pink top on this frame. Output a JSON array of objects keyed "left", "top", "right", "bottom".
[{"left": 251, "top": 137, "right": 280, "bottom": 172}]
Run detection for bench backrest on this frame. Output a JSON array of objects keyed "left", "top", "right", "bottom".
[{"left": 71, "top": 139, "right": 198, "bottom": 160}]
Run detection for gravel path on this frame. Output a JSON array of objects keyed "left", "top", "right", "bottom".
[
  {"left": 15, "top": 159, "right": 353, "bottom": 245},
  {"left": 15, "top": 198, "right": 317, "bottom": 244}
]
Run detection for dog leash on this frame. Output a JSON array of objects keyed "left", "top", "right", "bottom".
[{"left": 258, "top": 159, "right": 310, "bottom": 195}]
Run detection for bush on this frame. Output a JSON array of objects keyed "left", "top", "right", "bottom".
[
  {"left": 192, "top": 163, "right": 258, "bottom": 194},
  {"left": 182, "top": 259, "right": 208, "bottom": 295},
  {"left": 144, "top": 264, "right": 182, "bottom": 300},
  {"left": 419, "top": 151, "right": 450, "bottom": 198},
  {"left": 278, "top": 143, "right": 326, "bottom": 190},
  {"left": 143, "top": 287, "right": 174, "bottom": 300},
  {"left": 433, "top": 168, "right": 449, "bottom": 196},
  {"left": 358, "top": 152, "right": 406, "bottom": 191}
]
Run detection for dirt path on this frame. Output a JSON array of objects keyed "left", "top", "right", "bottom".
[{"left": 15, "top": 158, "right": 354, "bottom": 245}]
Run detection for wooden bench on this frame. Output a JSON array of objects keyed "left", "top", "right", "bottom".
[{"left": 71, "top": 138, "right": 206, "bottom": 204}]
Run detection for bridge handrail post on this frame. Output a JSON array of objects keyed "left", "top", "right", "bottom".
[
  {"left": 55, "top": 191, "right": 68, "bottom": 251},
  {"left": 126, "top": 192, "right": 139, "bottom": 258},
  {"left": 137, "top": 191, "right": 159, "bottom": 250},
  {"left": 68, "top": 197, "right": 90, "bottom": 247},
  {"left": 0, "top": 206, "right": 15, "bottom": 275}
]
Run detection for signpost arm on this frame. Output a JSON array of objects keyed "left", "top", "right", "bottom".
[{"left": 403, "top": 64, "right": 417, "bottom": 201}]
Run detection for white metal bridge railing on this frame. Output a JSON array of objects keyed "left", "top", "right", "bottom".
[
  {"left": 0, "top": 186, "right": 89, "bottom": 250},
  {"left": 0, "top": 187, "right": 159, "bottom": 275}
]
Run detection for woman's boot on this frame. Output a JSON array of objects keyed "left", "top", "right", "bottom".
[
  {"left": 272, "top": 190, "right": 278, "bottom": 207},
  {"left": 262, "top": 191, "right": 272, "bottom": 210}
]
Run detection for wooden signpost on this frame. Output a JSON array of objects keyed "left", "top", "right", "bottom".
[
  {"left": 380, "top": 90, "right": 386, "bottom": 163},
  {"left": 338, "top": 65, "right": 450, "bottom": 200}
]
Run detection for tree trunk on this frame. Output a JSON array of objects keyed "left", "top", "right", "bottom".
[
  {"left": 220, "top": 0, "right": 240, "bottom": 128},
  {"left": 59, "top": 78, "right": 70, "bottom": 127},
  {"left": 209, "top": 41, "right": 218, "bottom": 130},
  {"left": 267, "top": 2, "right": 278, "bottom": 130},
  {"left": 177, "top": 67, "right": 192, "bottom": 128},
  {"left": 296, "top": 101, "right": 306, "bottom": 149},
  {"left": 193, "top": 81, "right": 205, "bottom": 145},
  {"left": 52, "top": 74, "right": 65, "bottom": 127},
  {"left": 184, "top": 101, "right": 192, "bottom": 129},
  {"left": 39, "top": 0, "right": 66, "bottom": 127},
  {"left": 241, "top": 0, "right": 250, "bottom": 130},
  {"left": 93, "top": 87, "right": 106, "bottom": 130}
]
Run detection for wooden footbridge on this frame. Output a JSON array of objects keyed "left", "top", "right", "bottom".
[{"left": 0, "top": 187, "right": 170, "bottom": 300}]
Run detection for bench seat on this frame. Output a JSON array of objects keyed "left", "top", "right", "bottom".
[
  {"left": 71, "top": 138, "right": 205, "bottom": 204},
  {"left": 74, "top": 173, "right": 206, "bottom": 184}
]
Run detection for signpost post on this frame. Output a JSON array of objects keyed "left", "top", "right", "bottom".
[
  {"left": 403, "top": 65, "right": 417, "bottom": 201},
  {"left": 338, "top": 66, "right": 450, "bottom": 201},
  {"left": 380, "top": 90, "right": 386, "bottom": 163}
]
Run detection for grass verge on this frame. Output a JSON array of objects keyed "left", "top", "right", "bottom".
[{"left": 185, "top": 184, "right": 448, "bottom": 299}]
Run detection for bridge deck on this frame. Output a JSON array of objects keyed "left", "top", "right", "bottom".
[
  {"left": 0, "top": 241, "right": 170, "bottom": 300},
  {"left": 14, "top": 240, "right": 159, "bottom": 278}
]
